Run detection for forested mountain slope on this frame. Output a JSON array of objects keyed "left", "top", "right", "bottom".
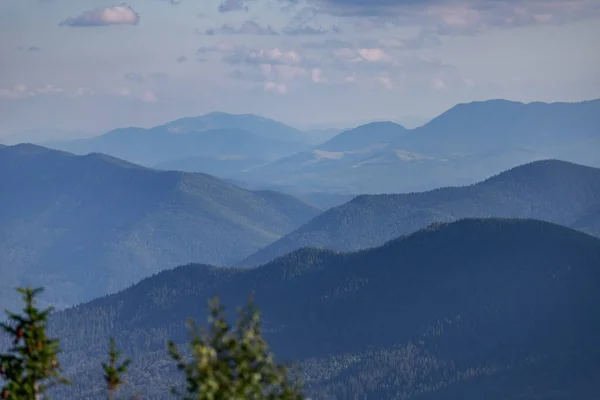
[
  {"left": 242, "top": 159, "right": 600, "bottom": 265},
  {"left": 0, "top": 144, "right": 319, "bottom": 310},
  {"left": 44, "top": 218, "right": 600, "bottom": 399}
]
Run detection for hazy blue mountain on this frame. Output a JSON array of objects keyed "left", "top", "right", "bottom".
[
  {"left": 394, "top": 114, "right": 431, "bottom": 129},
  {"left": 0, "top": 144, "right": 320, "bottom": 310},
  {"left": 1, "top": 128, "right": 96, "bottom": 145},
  {"left": 49, "top": 126, "right": 305, "bottom": 167},
  {"left": 163, "top": 111, "right": 307, "bottom": 143},
  {"left": 318, "top": 121, "right": 409, "bottom": 152},
  {"left": 241, "top": 160, "right": 600, "bottom": 265},
  {"left": 153, "top": 154, "right": 265, "bottom": 176},
  {"left": 235, "top": 99, "right": 600, "bottom": 194},
  {"left": 301, "top": 127, "right": 342, "bottom": 145},
  {"left": 46, "top": 218, "right": 600, "bottom": 399},
  {"left": 405, "top": 98, "right": 600, "bottom": 155},
  {"left": 217, "top": 177, "right": 359, "bottom": 210}
]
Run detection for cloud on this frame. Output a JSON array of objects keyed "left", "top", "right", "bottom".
[
  {"left": 140, "top": 90, "right": 159, "bottom": 103},
  {"left": 282, "top": 24, "right": 342, "bottom": 35},
  {"left": 0, "top": 84, "right": 71, "bottom": 100},
  {"left": 71, "top": 87, "right": 95, "bottom": 98},
  {"left": 205, "top": 20, "right": 279, "bottom": 36},
  {"left": 0, "top": 84, "right": 28, "bottom": 100},
  {"left": 204, "top": 20, "right": 342, "bottom": 36},
  {"left": 176, "top": 56, "right": 188, "bottom": 63},
  {"left": 311, "top": 68, "right": 326, "bottom": 83},
  {"left": 34, "top": 85, "right": 64, "bottom": 95},
  {"left": 223, "top": 47, "right": 303, "bottom": 66},
  {"left": 330, "top": 47, "right": 393, "bottom": 65},
  {"left": 115, "top": 88, "right": 160, "bottom": 102},
  {"left": 231, "top": 64, "right": 309, "bottom": 83},
  {"left": 357, "top": 48, "right": 390, "bottom": 62},
  {"left": 218, "top": 0, "right": 249, "bottom": 13},
  {"left": 263, "top": 82, "right": 288, "bottom": 94},
  {"left": 300, "top": 32, "right": 441, "bottom": 51},
  {"left": 299, "top": 0, "right": 600, "bottom": 33},
  {"left": 375, "top": 76, "right": 393, "bottom": 90},
  {"left": 16, "top": 46, "right": 42, "bottom": 52},
  {"left": 197, "top": 41, "right": 241, "bottom": 55},
  {"left": 301, "top": 39, "right": 355, "bottom": 49},
  {"left": 59, "top": 4, "right": 139, "bottom": 27},
  {"left": 124, "top": 72, "right": 169, "bottom": 84}
]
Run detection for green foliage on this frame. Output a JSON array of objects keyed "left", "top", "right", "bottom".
[
  {"left": 102, "top": 337, "right": 131, "bottom": 400},
  {"left": 0, "top": 287, "right": 69, "bottom": 400},
  {"left": 1, "top": 287, "right": 304, "bottom": 400},
  {"left": 167, "top": 297, "right": 304, "bottom": 400}
]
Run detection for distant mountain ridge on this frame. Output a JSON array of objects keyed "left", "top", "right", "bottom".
[
  {"left": 44, "top": 112, "right": 318, "bottom": 168},
  {"left": 163, "top": 112, "right": 307, "bottom": 142},
  {"left": 32, "top": 99, "right": 600, "bottom": 194},
  {"left": 235, "top": 98, "right": 600, "bottom": 193},
  {"left": 46, "top": 218, "right": 600, "bottom": 399},
  {"left": 0, "top": 144, "right": 320, "bottom": 310},
  {"left": 318, "top": 121, "right": 409, "bottom": 152},
  {"left": 241, "top": 159, "right": 600, "bottom": 265}
]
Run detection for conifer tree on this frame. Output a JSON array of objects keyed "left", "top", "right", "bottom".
[
  {"left": 0, "top": 287, "right": 69, "bottom": 400},
  {"left": 167, "top": 297, "right": 304, "bottom": 400},
  {"left": 102, "top": 337, "right": 131, "bottom": 400}
]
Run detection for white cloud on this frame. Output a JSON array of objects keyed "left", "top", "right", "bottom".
[
  {"left": 0, "top": 84, "right": 70, "bottom": 99},
  {"left": 431, "top": 77, "right": 448, "bottom": 91},
  {"left": 376, "top": 76, "right": 393, "bottom": 90},
  {"left": 344, "top": 73, "right": 357, "bottom": 83},
  {"left": 140, "top": 90, "right": 159, "bottom": 103},
  {"left": 357, "top": 48, "right": 390, "bottom": 62},
  {"left": 263, "top": 82, "right": 288, "bottom": 94},
  {"left": 59, "top": 5, "right": 140, "bottom": 27},
  {"left": 225, "top": 47, "right": 303, "bottom": 65},
  {"left": 0, "top": 84, "right": 28, "bottom": 100},
  {"left": 311, "top": 68, "right": 326, "bottom": 83},
  {"left": 205, "top": 20, "right": 279, "bottom": 36},
  {"left": 35, "top": 85, "right": 64, "bottom": 95},
  {"left": 71, "top": 87, "right": 95, "bottom": 98}
]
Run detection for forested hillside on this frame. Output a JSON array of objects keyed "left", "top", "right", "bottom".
[
  {"left": 43, "top": 218, "right": 600, "bottom": 399},
  {"left": 242, "top": 160, "right": 600, "bottom": 265},
  {"left": 0, "top": 144, "right": 319, "bottom": 310}
]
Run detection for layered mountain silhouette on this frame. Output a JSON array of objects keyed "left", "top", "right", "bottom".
[
  {"left": 46, "top": 112, "right": 314, "bottom": 168},
  {"left": 0, "top": 144, "right": 319, "bottom": 310},
  {"left": 242, "top": 160, "right": 600, "bottom": 266},
  {"left": 47, "top": 218, "right": 600, "bottom": 399},
  {"left": 238, "top": 99, "right": 600, "bottom": 193},
  {"left": 39, "top": 99, "right": 600, "bottom": 194}
]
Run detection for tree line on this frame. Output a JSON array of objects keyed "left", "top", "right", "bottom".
[{"left": 0, "top": 287, "right": 304, "bottom": 400}]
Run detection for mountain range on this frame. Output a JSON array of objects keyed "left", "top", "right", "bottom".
[
  {"left": 241, "top": 159, "right": 600, "bottom": 266},
  {"left": 44, "top": 112, "right": 316, "bottom": 169},
  {"left": 45, "top": 218, "right": 600, "bottom": 399},
  {"left": 30, "top": 99, "right": 600, "bottom": 195},
  {"left": 237, "top": 99, "right": 600, "bottom": 193},
  {"left": 0, "top": 143, "right": 319, "bottom": 310}
]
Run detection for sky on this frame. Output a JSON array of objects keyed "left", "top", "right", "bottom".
[{"left": 1, "top": 0, "right": 599, "bottom": 138}]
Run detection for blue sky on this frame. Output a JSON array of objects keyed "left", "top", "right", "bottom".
[{"left": 1, "top": 0, "right": 599, "bottom": 137}]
